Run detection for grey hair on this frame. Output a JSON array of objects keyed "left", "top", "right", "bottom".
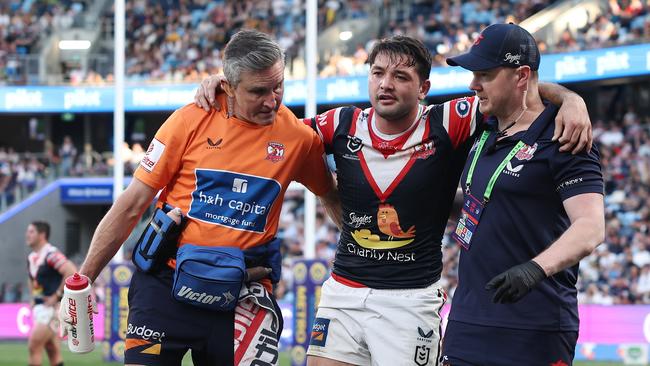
[{"left": 223, "top": 29, "right": 285, "bottom": 88}]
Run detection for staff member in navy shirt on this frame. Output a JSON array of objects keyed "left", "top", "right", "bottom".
[{"left": 442, "top": 23, "right": 605, "bottom": 366}]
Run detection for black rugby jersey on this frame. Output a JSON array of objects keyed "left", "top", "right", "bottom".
[
  {"left": 28, "top": 243, "right": 67, "bottom": 302},
  {"left": 309, "top": 97, "right": 480, "bottom": 289},
  {"left": 449, "top": 104, "right": 603, "bottom": 331}
]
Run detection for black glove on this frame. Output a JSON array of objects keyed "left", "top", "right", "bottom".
[{"left": 485, "top": 260, "right": 546, "bottom": 304}]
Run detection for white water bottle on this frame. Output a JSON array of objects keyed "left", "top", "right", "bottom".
[{"left": 63, "top": 273, "right": 95, "bottom": 353}]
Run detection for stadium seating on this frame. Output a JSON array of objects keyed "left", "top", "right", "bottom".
[{"left": 4, "top": 0, "right": 650, "bottom": 84}]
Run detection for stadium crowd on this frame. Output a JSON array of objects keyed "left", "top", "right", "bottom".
[
  {"left": 0, "top": 137, "right": 145, "bottom": 212},
  {"left": 4, "top": 0, "right": 650, "bottom": 84},
  {"left": 0, "top": 0, "right": 88, "bottom": 84},
  {"left": 116, "top": 0, "right": 650, "bottom": 81}
]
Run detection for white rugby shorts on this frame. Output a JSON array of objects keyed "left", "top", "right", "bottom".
[
  {"left": 307, "top": 277, "right": 446, "bottom": 366},
  {"left": 33, "top": 303, "right": 60, "bottom": 333}
]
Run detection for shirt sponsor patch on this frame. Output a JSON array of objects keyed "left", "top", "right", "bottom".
[
  {"left": 309, "top": 318, "right": 330, "bottom": 347},
  {"left": 140, "top": 138, "right": 165, "bottom": 172},
  {"left": 555, "top": 177, "right": 584, "bottom": 192},
  {"left": 189, "top": 170, "right": 281, "bottom": 233}
]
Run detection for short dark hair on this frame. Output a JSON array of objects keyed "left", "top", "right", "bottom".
[
  {"left": 367, "top": 36, "right": 432, "bottom": 83},
  {"left": 31, "top": 221, "right": 50, "bottom": 240}
]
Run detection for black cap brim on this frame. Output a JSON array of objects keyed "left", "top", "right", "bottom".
[{"left": 446, "top": 52, "right": 502, "bottom": 71}]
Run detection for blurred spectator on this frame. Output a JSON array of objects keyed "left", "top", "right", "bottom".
[
  {"left": 2, "top": 282, "right": 25, "bottom": 303},
  {"left": 555, "top": 28, "right": 580, "bottom": 52},
  {"left": 585, "top": 15, "right": 618, "bottom": 47},
  {"left": 59, "top": 135, "right": 77, "bottom": 177},
  {"left": 0, "top": 282, "right": 7, "bottom": 303},
  {"left": 75, "top": 143, "right": 107, "bottom": 176}
]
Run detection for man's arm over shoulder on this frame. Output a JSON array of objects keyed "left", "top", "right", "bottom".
[
  {"left": 428, "top": 96, "right": 482, "bottom": 149},
  {"left": 539, "top": 82, "right": 593, "bottom": 154},
  {"left": 79, "top": 178, "right": 158, "bottom": 282}
]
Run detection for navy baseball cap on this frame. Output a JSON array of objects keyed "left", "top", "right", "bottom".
[{"left": 447, "top": 23, "right": 540, "bottom": 71}]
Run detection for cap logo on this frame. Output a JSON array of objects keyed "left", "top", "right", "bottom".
[
  {"left": 503, "top": 53, "right": 521, "bottom": 65},
  {"left": 473, "top": 34, "right": 485, "bottom": 46}
]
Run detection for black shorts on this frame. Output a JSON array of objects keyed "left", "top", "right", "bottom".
[
  {"left": 441, "top": 320, "right": 578, "bottom": 366},
  {"left": 124, "top": 268, "right": 234, "bottom": 366}
]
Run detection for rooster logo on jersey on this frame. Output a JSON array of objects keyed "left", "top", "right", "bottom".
[
  {"left": 377, "top": 204, "right": 415, "bottom": 239},
  {"left": 350, "top": 204, "right": 415, "bottom": 249}
]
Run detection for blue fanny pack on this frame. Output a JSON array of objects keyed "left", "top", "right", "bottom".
[
  {"left": 132, "top": 204, "right": 184, "bottom": 273},
  {"left": 243, "top": 238, "right": 282, "bottom": 283},
  {"left": 172, "top": 244, "right": 246, "bottom": 311}
]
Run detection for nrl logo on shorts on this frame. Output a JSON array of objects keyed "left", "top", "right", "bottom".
[
  {"left": 414, "top": 345, "right": 431, "bottom": 366},
  {"left": 266, "top": 142, "right": 285, "bottom": 162},
  {"left": 515, "top": 142, "right": 538, "bottom": 161},
  {"left": 346, "top": 135, "right": 363, "bottom": 153}
]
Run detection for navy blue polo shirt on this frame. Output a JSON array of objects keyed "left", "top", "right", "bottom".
[{"left": 449, "top": 103, "right": 603, "bottom": 331}]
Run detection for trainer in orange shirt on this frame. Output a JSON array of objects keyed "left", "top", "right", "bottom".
[{"left": 66, "top": 30, "right": 338, "bottom": 366}]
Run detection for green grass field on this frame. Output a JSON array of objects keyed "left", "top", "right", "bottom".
[
  {"left": 0, "top": 342, "right": 291, "bottom": 365},
  {"left": 0, "top": 341, "right": 626, "bottom": 366}
]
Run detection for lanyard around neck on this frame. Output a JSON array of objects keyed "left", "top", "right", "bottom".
[{"left": 465, "top": 131, "right": 525, "bottom": 203}]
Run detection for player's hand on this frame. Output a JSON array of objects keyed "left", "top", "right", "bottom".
[
  {"left": 58, "top": 275, "right": 98, "bottom": 337},
  {"left": 194, "top": 75, "right": 226, "bottom": 112},
  {"left": 553, "top": 94, "right": 592, "bottom": 154},
  {"left": 485, "top": 260, "right": 546, "bottom": 303},
  {"left": 245, "top": 267, "right": 273, "bottom": 282},
  {"left": 166, "top": 206, "right": 183, "bottom": 225}
]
